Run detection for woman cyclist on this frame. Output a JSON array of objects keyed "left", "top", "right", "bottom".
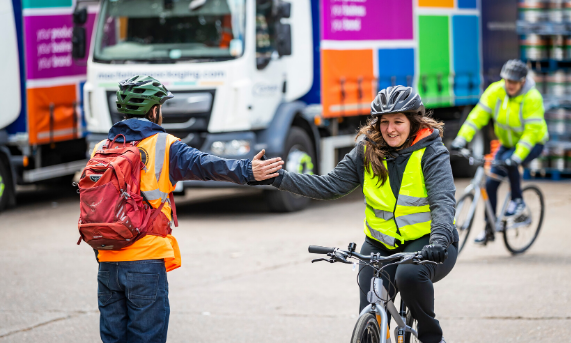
[
  {"left": 451, "top": 59, "right": 548, "bottom": 244},
  {"left": 270, "top": 86, "right": 457, "bottom": 343}
]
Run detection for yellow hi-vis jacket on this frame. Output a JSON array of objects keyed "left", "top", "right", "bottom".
[
  {"left": 457, "top": 79, "right": 548, "bottom": 163},
  {"left": 363, "top": 148, "right": 431, "bottom": 249},
  {"left": 93, "top": 132, "right": 182, "bottom": 271}
]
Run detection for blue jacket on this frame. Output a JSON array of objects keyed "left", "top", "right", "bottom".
[{"left": 108, "top": 119, "right": 255, "bottom": 185}]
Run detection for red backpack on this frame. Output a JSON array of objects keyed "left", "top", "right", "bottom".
[{"left": 76, "top": 134, "right": 174, "bottom": 250}]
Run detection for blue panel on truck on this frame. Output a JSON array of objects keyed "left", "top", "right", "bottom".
[
  {"left": 299, "top": 0, "right": 320, "bottom": 105},
  {"left": 458, "top": 0, "right": 477, "bottom": 9},
  {"left": 452, "top": 15, "right": 480, "bottom": 106},
  {"left": 7, "top": 0, "right": 27, "bottom": 135},
  {"left": 377, "top": 49, "right": 415, "bottom": 91}
]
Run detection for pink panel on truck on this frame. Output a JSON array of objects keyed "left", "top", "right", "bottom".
[
  {"left": 23, "top": 12, "right": 96, "bottom": 144},
  {"left": 320, "top": 0, "right": 413, "bottom": 40}
]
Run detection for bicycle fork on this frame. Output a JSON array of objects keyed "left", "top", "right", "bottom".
[{"left": 359, "top": 277, "right": 418, "bottom": 342}]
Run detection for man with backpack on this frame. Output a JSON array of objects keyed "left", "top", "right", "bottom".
[{"left": 78, "top": 75, "right": 283, "bottom": 343}]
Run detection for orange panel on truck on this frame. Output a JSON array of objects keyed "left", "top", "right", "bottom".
[
  {"left": 418, "top": 0, "right": 454, "bottom": 7},
  {"left": 321, "top": 49, "right": 376, "bottom": 118},
  {"left": 27, "top": 85, "right": 78, "bottom": 145}
]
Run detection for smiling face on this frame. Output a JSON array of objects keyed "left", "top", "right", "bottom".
[{"left": 379, "top": 112, "right": 411, "bottom": 148}]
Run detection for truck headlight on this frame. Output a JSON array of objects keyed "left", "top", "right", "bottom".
[{"left": 210, "top": 140, "right": 251, "bottom": 156}]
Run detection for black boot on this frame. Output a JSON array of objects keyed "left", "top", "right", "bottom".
[{"left": 474, "top": 223, "right": 495, "bottom": 245}]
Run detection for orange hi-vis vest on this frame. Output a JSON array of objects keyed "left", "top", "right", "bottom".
[{"left": 92, "top": 132, "right": 182, "bottom": 271}]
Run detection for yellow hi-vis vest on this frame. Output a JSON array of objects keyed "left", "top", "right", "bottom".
[
  {"left": 363, "top": 148, "right": 431, "bottom": 249},
  {"left": 94, "top": 132, "right": 179, "bottom": 221}
]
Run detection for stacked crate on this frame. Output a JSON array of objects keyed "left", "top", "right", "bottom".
[{"left": 518, "top": 0, "right": 571, "bottom": 179}]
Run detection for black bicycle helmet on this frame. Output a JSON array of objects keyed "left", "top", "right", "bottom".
[
  {"left": 370, "top": 86, "right": 425, "bottom": 117},
  {"left": 500, "top": 59, "right": 528, "bottom": 81},
  {"left": 116, "top": 75, "right": 174, "bottom": 116}
]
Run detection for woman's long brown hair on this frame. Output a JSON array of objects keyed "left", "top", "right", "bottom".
[{"left": 356, "top": 111, "right": 444, "bottom": 185}]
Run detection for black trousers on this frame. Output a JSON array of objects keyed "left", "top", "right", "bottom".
[{"left": 358, "top": 235, "right": 458, "bottom": 343}]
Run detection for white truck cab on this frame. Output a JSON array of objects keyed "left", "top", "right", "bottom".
[{"left": 82, "top": 0, "right": 318, "bottom": 211}]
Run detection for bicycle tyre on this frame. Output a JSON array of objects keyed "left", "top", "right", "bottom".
[
  {"left": 404, "top": 310, "right": 420, "bottom": 343},
  {"left": 503, "top": 185, "right": 544, "bottom": 255},
  {"left": 350, "top": 312, "right": 381, "bottom": 343},
  {"left": 455, "top": 193, "right": 475, "bottom": 254}
]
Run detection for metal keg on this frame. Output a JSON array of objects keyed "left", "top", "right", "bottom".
[
  {"left": 547, "top": 70, "right": 567, "bottom": 96},
  {"left": 519, "top": 0, "right": 547, "bottom": 22},
  {"left": 546, "top": 108, "right": 567, "bottom": 134},
  {"left": 520, "top": 34, "right": 549, "bottom": 60},
  {"left": 547, "top": 0, "right": 565, "bottom": 22},
  {"left": 565, "top": 1, "right": 571, "bottom": 22},
  {"left": 551, "top": 145, "right": 566, "bottom": 170},
  {"left": 529, "top": 69, "right": 546, "bottom": 93},
  {"left": 550, "top": 35, "right": 566, "bottom": 60}
]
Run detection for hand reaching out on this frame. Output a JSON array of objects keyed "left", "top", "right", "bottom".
[{"left": 252, "top": 149, "right": 284, "bottom": 181}]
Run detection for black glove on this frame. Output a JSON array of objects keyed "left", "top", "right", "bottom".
[
  {"left": 450, "top": 137, "right": 466, "bottom": 151},
  {"left": 421, "top": 244, "right": 448, "bottom": 263}
]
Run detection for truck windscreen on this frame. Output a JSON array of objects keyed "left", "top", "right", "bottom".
[{"left": 94, "top": 0, "right": 245, "bottom": 62}]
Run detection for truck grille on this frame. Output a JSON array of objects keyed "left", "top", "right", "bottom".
[{"left": 107, "top": 89, "right": 215, "bottom": 148}]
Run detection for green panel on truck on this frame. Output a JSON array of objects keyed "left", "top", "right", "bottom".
[{"left": 418, "top": 15, "right": 452, "bottom": 108}]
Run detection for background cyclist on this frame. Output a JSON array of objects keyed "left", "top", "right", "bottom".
[
  {"left": 451, "top": 60, "right": 548, "bottom": 244},
  {"left": 268, "top": 86, "right": 457, "bottom": 343}
]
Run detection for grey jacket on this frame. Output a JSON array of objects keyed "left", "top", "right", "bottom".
[{"left": 271, "top": 129, "right": 459, "bottom": 248}]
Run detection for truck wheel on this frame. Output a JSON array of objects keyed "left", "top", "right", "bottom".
[
  {"left": 264, "top": 127, "right": 315, "bottom": 212},
  {"left": 0, "top": 161, "right": 11, "bottom": 212}
]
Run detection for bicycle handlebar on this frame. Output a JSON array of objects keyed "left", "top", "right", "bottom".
[
  {"left": 451, "top": 148, "right": 506, "bottom": 167},
  {"left": 308, "top": 244, "right": 430, "bottom": 266},
  {"left": 308, "top": 245, "right": 336, "bottom": 255}
]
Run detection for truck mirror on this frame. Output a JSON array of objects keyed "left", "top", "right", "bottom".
[
  {"left": 72, "top": 27, "right": 86, "bottom": 59},
  {"left": 276, "top": 23, "right": 292, "bottom": 56},
  {"left": 277, "top": 1, "right": 291, "bottom": 19},
  {"left": 73, "top": 7, "right": 88, "bottom": 25}
]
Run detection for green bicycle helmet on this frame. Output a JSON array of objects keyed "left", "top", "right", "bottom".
[{"left": 116, "top": 75, "right": 174, "bottom": 116}]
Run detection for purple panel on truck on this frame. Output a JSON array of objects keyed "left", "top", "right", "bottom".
[{"left": 320, "top": 0, "right": 413, "bottom": 40}]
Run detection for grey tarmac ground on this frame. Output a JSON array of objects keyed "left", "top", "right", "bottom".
[{"left": 0, "top": 179, "right": 570, "bottom": 343}]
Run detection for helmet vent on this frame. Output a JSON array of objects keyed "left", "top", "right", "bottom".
[
  {"left": 380, "top": 93, "right": 387, "bottom": 106},
  {"left": 133, "top": 88, "right": 145, "bottom": 94},
  {"left": 130, "top": 98, "right": 145, "bottom": 104},
  {"left": 154, "top": 91, "right": 165, "bottom": 97},
  {"left": 153, "top": 82, "right": 161, "bottom": 87},
  {"left": 126, "top": 105, "right": 139, "bottom": 110},
  {"left": 120, "top": 94, "right": 127, "bottom": 100}
]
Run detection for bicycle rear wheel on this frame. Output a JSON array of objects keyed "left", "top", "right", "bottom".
[
  {"left": 503, "top": 185, "right": 544, "bottom": 254},
  {"left": 404, "top": 310, "right": 420, "bottom": 343},
  {"left": 350, "top": 313, "right": 381, "bottom": 343},
  {"left": 455, "top": 193, "right": 476, "bottom": 254}
]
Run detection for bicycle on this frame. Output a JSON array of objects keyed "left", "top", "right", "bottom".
[
  {"left": 453, "top": 149, "right": 545, "bottom": 254},
  {"left": 308, "top": 243, "right": 436, "bottom": 343}
]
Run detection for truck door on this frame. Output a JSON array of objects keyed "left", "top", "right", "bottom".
[{"left": 250, "top": 0, "right": 285, "bottom": 129}]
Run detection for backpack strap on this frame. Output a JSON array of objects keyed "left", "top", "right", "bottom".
[{"left": 169, "top": 192, "right": 178, "bottom": 227}]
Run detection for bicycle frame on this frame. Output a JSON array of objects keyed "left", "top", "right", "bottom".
[
  {"left": 458, "top": 165, "right": 511, "bottom": 233},
  {"left": 358, "top": 275, "right": 417, "bottom": 342}
]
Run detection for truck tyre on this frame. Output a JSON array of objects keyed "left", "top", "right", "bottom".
[
  {"left": 0, "top": 161, "right": 11, "bottom": 212},
  {"left": 264, "top": 127, "right": 315, "bottom": 212}
]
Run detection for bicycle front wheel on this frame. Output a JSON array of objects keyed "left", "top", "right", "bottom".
[
  {"left": 404, "top": 310, "right": 420, "bottom": 343},
  {"left": 455, "top": 193, "right": 476, "bottom": 254},
  {"left": 503, "top": 185, "right": 545, "bottom": 254},
  {"left": 350, "top": 313, "right": 381, "bottom": 343}
]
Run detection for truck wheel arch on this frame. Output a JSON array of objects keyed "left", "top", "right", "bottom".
[
  {"left": 257, "top": 101, "right": 321, "bottom": 173},
  {"left": 0, "top": 146, "right": 17, "bottom": 209}
]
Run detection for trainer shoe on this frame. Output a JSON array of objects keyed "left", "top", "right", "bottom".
[
  {"left": 504, "top": 198, "right": 526, "bottom": 218},
  {"left": 474, "top": 224, "right": 495, "bottom": 245}
]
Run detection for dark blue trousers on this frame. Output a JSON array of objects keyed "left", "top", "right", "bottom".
[
  {"left": 98, "top": 260, "right": 170, "bottom": 343},
  {"left": 486, "top": 144, "right": 544, "bottom": 219}
]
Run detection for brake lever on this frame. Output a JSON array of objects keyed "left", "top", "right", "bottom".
[
  {"left": 414, "top": 259, "right": 438, "bottom": 265},
  {"left": 312, "top": 258, "right": 334, "bottom": 263}
]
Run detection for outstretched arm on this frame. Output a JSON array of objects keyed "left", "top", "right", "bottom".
[
  {"left": 271, "top": 146, "right": 362, "bottom": 200},
  {"left": 169, "top": 141, "right": 282, "bottom": 185}
]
